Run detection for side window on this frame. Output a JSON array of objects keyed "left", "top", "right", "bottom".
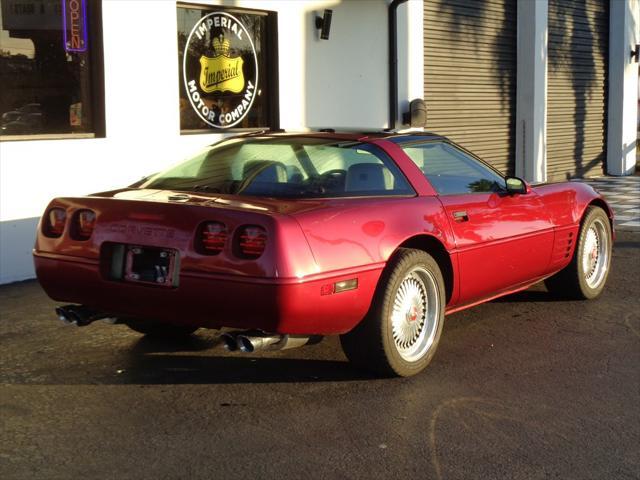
[{"left": 403, "top": 142, "right": 506, "bottom": 195}]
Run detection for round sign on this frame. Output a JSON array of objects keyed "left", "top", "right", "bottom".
[{"left": 182, "top": 12, "right": 258, "bottom": 128}]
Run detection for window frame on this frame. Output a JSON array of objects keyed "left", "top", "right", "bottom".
[
  {"left": 176, "top": 2, "right": 280, "bottom": 135},
  {"left": 400, "top": 139, "right": 508, "bottom": 196},
  {"left": 0, "top": 0, "right": 105, "bottom": 142}
]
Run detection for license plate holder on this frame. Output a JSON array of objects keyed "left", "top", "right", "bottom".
[{"left": 123, "top": 245, "right": 178, "bottom": 287}]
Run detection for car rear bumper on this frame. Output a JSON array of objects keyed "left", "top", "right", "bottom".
[{"left": 33, "top": 251, "right": 383, "bottom": 335}]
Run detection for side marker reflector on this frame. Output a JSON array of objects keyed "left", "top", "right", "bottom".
[
  {"left": 321, "top": 278, "right": 358, "bottom": 296},
  {"left": 334, "top": 278, "right": 358, "bottom": 293}
]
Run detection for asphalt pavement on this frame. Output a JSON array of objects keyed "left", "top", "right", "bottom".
[{"left": 1, "top": 232, "right": 639, "bottom": 480}]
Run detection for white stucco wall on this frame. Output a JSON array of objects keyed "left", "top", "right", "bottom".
[
  {"left": 607, "top": 0, "right": 640, "bottom": 175},
  {"left": 0, "top": 0, "right": 425, "bottom": 284},
  {"left": 397, "top": 0, "right": 424, "bottom": 125},
  {"left": 515, "top": 0, "right": 548, "bottom": 184}
]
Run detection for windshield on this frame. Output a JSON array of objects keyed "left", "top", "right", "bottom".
[{"left": 142, "top": 137, "right": 414, "bottom": 199}]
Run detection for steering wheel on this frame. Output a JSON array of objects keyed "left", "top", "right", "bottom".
[
  {"left": 316, "top": 169, "right": 347, "bottom": 192},
  {"left": 320, "top": 169, "right": 347, "bottom": 178}
]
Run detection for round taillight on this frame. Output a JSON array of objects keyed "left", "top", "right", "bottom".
[{"left": 45, "top": 208, "right": 67, "bottom": 237}]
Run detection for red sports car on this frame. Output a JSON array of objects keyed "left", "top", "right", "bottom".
[{"left": 34, "top": 131, "right": 613, "bottom": 377}]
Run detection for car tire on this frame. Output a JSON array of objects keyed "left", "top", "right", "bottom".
[
  {"left": 544, "top": 206, "right": 612, "bottom": 300},
  {"left": 340, "top": 248, "right": 445, "bottom": 377},
  {"left": 123, "top": 318, "right": 198, "bottom": 338}
]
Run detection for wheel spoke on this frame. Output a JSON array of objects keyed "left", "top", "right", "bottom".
[
  {"left": 582, "top": 219, "right": 609, "bottom": 289},
  {"left": 390, "top": 266, "right": 440, "bottom": 362}
]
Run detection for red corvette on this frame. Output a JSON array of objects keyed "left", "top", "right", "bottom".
[{"left": 34, "top": 132, "right": 613, "bottom": 376}]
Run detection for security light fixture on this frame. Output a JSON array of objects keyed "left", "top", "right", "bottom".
[
  {"left": 316, "top": 10, "right": 333, "bottom": 40},
  {"left": 403, "top": 99, "right": 428, "bottom": 128},
  {"left": 631, "top": 44, "right": 640, "bottom": 63}
]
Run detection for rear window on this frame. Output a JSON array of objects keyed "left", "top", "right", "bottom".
[{"left": 143, "top": 137, "right": 414, "bottom": 198}]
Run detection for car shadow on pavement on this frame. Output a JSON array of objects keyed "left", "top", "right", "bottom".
[
  {"left": 491, "top": 290, "right": 571, "bottom": 303},
  {"left": 130, "top": 334, "right": 220, "bottom": 354},
  {"left": 116, "top": 336, "right": 378, "bottom": 385}
]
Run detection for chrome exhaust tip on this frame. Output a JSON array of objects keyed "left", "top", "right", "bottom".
[
  {"left": 221, "top": 330, "right": 322, "bottom": 353},
  {"left": 236, "top": 335, "right": 253, "bottom": 353},
  {"left": 220, "top": 332, "right": 240, "bottom": 352},
  {"left": 56, "top": 306, "right": 78, "bottom": 325},
  {"left": 236, "top": 334, "right": 281, "bottom": 353},
  {"left": 54, "top": 305, "right": 109, "bottom": 327}
]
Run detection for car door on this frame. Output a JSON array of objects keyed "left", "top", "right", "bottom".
[{"left": 401, "top": 141, "right": 554, "bottom": 305}]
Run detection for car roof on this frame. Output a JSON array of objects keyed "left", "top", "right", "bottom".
[{"left": 236, "top": 130, "right": 448, "bottom": 143}]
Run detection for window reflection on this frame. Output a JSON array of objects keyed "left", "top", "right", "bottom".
[
  {"left": 403, "top": 142, "right": 506, "bottom": 195},
  {"left": 0, "top": 0, "right": 98, "bottom": 138}
]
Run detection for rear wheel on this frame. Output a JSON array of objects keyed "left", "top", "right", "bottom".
[
  {"left": 545, "top": 206, "right": 612, "bottom": 299},
  {"left": 340, "top": 248, "right": 445, "bottom": 377},
  {"left": 123, "top": 318, "right": 198, "bottom": 338}
]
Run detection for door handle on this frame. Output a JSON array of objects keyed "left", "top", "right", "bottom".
[{"left": 452, "top": 211, "right": 469, "bottom": 222}]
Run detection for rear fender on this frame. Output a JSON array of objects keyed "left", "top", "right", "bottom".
[
  {"left": 395, "top": 234, "right": 458, "bottom": 306},
  {"left": 293, "top": 196, "right": 455, "bottom": 274}
]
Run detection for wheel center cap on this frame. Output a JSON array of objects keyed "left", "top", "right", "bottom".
[{"left": 407, "top": 305, "right": 418, "bottom": 323}]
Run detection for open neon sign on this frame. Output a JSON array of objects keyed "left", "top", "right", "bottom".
[{"left": 63, "top": 0, "right": 88, "bottom": 52}]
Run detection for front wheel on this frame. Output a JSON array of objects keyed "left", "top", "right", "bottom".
[
  {"left": 340, "top": 248, "right": 445, "bottom": 377},
  {"left": 545, "top": 206, "right": 612, "bottom": 299}
]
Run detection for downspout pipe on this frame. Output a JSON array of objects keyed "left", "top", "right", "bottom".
[{"left": 388, "top": 0, "right": 408, "bottom": 130}]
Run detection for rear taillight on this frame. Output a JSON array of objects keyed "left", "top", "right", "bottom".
[
  {"left": 236, "top": 225, "right": 267, "bottom": 259},
  {"left": 74, "top": 210, "right": 96, "bottom": 240},
  {"left": 44, "top": 208, "right": 66, "bottom": 237},
  {"left": 199, "top": 222, "right": 228, "bottom": 255}
]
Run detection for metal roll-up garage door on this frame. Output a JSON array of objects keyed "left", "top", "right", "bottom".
[
  {"left": 548, "top": 0, "right": 609, "bottom": 180},
  {"left": 424, "top": 0, "right": 517, "bottom": 175}
]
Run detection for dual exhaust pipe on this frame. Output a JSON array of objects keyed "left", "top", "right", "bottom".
[
  {"left": 221, "top": 331, "right": 321, "bottom": 353},
  {"left": 55, "top": 305, "right": 319, "bottom": 355},
  {"left": 55, "top": 305, "right": 115, "bottom": 327}
]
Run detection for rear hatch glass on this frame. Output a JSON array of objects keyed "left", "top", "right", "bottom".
[{"left": 142, "top": 137, "right": 414, "bottom": 199}]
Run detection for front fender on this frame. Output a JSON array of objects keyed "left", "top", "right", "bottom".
[{"left": 533, "top": 182, "right": 612, "bottom": 228}]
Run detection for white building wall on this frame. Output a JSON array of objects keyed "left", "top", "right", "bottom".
[
  {"left": 397, "top": 0, "right": 424, "bottom": 126},
  {"left": 606, "top": 0, "right": 640, "bottom": 176},
  {"left": 515, "top": 0, "right": 548, "bottom": 184},
  {"left": 0, "top": 0, "right": 407, "bottom": 284}
]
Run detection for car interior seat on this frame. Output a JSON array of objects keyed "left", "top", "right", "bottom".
[
  {"left": 242, "top": 160, "right": 288, "bottom": 183},
  {"left": 345, "top": 163, "right": 387, "bottom": 192},
  {"left": 285, "top": 165, "right": 305, "bottom": 184}
]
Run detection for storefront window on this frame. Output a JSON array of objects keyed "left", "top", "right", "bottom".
[
  {"left": 177, "top": 4, "right": 278, "bottom": 132},
  {"left": 0, "top": 0, "right": 103, "bottom": 139}
]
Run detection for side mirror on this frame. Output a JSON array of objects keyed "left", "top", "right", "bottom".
[{"left": 505, "top": 176, "right": 528, "bottom": 195}]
